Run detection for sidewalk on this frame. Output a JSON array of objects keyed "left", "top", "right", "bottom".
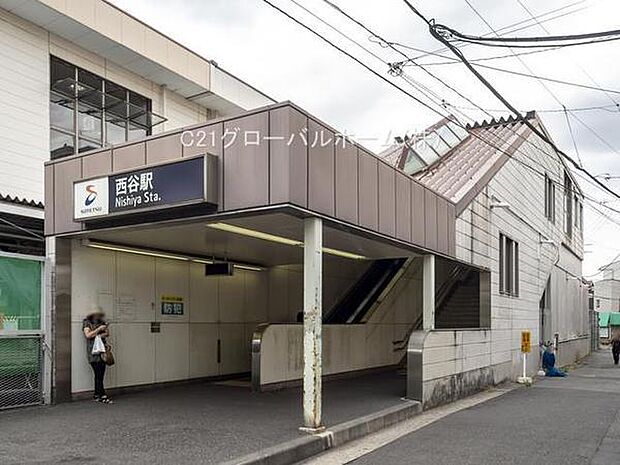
[
  {"left": 350, "top": 350, "right": 620, "bottom": 465},
  {"left": 0, "top": 369, "right": 411, "bottom": 465}
]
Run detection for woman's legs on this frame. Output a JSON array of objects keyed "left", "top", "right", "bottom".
[{"left": 90, "top": 361, "right": 106, "bottom": 398}]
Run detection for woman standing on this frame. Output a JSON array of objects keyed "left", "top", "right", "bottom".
[{"left": 83, "top": 306, "right": 113, "bottom": 403}]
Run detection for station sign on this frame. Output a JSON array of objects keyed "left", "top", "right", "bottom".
[{"left": 74, "top": 156, "right": 214, "bottom": 220}]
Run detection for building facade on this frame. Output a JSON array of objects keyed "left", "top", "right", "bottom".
[
  {"left": 594, "top": 260, "right": 620, "bottom": 314},
  {"left": 1, "top": 0, "right": 589, "bottom": 419},
  {"left": 382, "top": 115, "right": 589, "bottom": 404},
  {"left": 0, "top": 0, "right": 272, "bottom": 409}
]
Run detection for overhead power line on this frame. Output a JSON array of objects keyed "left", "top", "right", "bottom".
[
  {"left": 262, "top": 0, "right": 620, "bottom": 212},
  {"left": 406, "top": 0, "right": 590, "bottom": 61},
  {"left": 563, "top": 106, "right": 583, "bottom": 166},
  {"left": 444, "top": 102, "right": 620, "bottom": 114},
  {"left": 259, "top": 0, "right": 446, "bottom": 119},
  {"left": 514, "top": 0, "right": 619, "bottom": 107},
  {"left": 400, "top": 0, "right": 620, "bottom": 200},
  {"left": 400, "top": 57, "right": 620, "bottom": 96},
  {"left": 458, "top": 0, "right": 620, "bottom": 161},
  {"left": 437, "top": 24, "right": 620, "bottom": 44}
]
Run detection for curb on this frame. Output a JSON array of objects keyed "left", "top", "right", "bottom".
[{"left": 223, "top": 400, "right": 422, "bottom": 465}]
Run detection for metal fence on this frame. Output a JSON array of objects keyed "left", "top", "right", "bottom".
[{"left": 0, "top": 335, "right": 43, "bottom": 410}]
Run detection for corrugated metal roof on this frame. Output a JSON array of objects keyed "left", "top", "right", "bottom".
[
  {"left": 414, "top": 120, "right": 531, "bottom": 204},
  {"left": 0, "top": 193, "right": 44, "bottom": 209}
]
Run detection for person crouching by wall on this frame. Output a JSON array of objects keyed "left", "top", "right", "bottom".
[
  {"left": 542, "top": 343, "right": 566, "bottom": 377},
  {"left": 83, "top": 305, "right": 113, "bottom": 404}
]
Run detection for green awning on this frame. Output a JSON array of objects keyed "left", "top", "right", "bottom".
[
  {"left": 598, "top": 312, "right": 620, "bottom": 327},
  {"left": 599, "top": 312, "right": 610, "bottom": 327}
]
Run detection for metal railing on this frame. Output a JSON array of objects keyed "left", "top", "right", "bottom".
[
  {"left": 0, "top": 334, "right": 43, "bottom": 410},
  {"left": 392, "top": 264, "right": 472, "bottom": 354}
]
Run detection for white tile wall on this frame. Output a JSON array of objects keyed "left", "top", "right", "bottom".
[
  {"left": 71, "top": 243, "right": 370, "bottom": 392},
  {"left": 0, "top": 9, "right": 49, "bottom": 203}
]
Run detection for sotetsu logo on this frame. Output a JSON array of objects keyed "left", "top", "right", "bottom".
[{"left": 84, "top": 185, "right": 97, "bottom": 206}]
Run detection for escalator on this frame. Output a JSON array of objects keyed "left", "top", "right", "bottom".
[{"left": 324, "top": 258, "right": 407, "bottom": 324}]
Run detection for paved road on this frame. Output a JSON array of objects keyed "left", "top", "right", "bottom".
[
  {"left": 351, "top": 350, "right": 620, "bottom": 465},
  {"left": 0, "top": 370, "right": 405, "bottom": 465}
]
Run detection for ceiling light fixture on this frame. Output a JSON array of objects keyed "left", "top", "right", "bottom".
[
  {"left": 84, "top": 240, "right": 189, "bottom": 261},
  {"left": 207, "top": 223, "right": 302, "bottom": 246},
  {"left": 82, "top": 240, "right": 263, "bottom": 271},
  {"left": 206, "top": 223, "right": 367, "bottom": 260}
]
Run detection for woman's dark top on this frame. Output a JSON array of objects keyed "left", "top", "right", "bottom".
[{"left": 83, "top": 317, "right": 107, "bottom": 363}]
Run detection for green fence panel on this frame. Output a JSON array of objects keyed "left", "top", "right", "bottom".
[{"left": 0, "top": 257, "right": 41, "bottom": 331}]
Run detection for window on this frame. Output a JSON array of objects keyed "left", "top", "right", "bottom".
[
  {"left": 544, "top": 174, "right": 555, "bottom": 222},
  {"left": 564, "top": 172, "right": 573, "bottom": 238},
  {"left": 49, "top": 56, "right": 164, "bottom": 159},
  {"left": 499, "top": 233, "right": 519, "bottom": 296},
  {"left": 573, "top": 197, "right": 583, "bottom": 232}
]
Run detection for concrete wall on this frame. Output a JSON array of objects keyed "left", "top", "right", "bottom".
[
  {"left": 256, "top": 259, "right": 424, "bottom": 387},
  {"left": 411, "top": 329, "right": 509, "bottom": 409},
  {"left": 70, "top": 242, "right": 366, "bottom": 393},
  {"left": 454, "top": 128, "right": 588, "bottom": 380}
]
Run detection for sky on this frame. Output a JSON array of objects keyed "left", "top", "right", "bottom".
[{"left": 110, "top": 0, "right": 620, "bottom": 278}]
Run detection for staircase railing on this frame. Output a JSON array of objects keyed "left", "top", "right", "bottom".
[{"left": 392, "top": 263, "right": 472, "bottom": 355}]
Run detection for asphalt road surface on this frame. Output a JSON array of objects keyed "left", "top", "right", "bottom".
[{"left": 349, "top": 350, "right": 620, "bottom": 465}]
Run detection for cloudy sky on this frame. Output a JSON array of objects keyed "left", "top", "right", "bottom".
[{"left": 110, "top": 0, "right": 620, "bottom": 278}]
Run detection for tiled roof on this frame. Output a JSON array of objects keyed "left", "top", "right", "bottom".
[
  {"left": 377, "top": 143, "right": 406, "bottom": 168},
  {"left": 414, "top": 118, "right": 532, "bottom": 206},
  {"left": 0, "top": 193, "right": 44, "bottom": 209}
]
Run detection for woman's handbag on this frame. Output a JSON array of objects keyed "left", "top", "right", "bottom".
[{"left": 101, "top": 343, "right": 115, "bottom": 366}]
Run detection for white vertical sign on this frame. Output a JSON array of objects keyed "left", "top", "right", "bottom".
[{"left": 74, "top": 177, "right": 109, "bottom": 219}]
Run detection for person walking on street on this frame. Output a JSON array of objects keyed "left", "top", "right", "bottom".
[{"left": 611, "top": 330, "right": 620, "bottom": 366}]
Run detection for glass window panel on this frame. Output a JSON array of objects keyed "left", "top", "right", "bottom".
[
  {"left": 128, "top": 122, "right": 147, "bottom": 141},
  {"left": 426, "top": 131, "right": 450, "bottom": 155},
  {"left": 106, "top": 101, "right": 127, "bottom": 121},
  {"left": 50, "top": 92, "right": 74, "bottom": 132},
  {"left": 78, "top": 68, "right": 102, "bottom": 92},
  {"left": 50, "top": 57, "right": 75, "bottom": 87},
  {"left": 414, "top": 140, "right": 439, "bottom": 165},
  {"left": 447, "top": 121, "right": 469, "bottom": 140},
  {"left": 78, "top": 102, "right": 102, "bottom": 143},
  {"left": 129, "top": 91, "right": 148, "bottom": 110},
  {"left": 50, "top": 129, "right": 74, "bottom": 159},
  {"left": 0, "top": 257, "right": 41, "bottom": 331},
  {"left": 106, "top": 120, "right": 126, "bottom": 145},
  {"left": 435, "top": 124, "right": 460, "bottom": 147},
  {"left": 105, "top": 80, "right": 126, "bottom": 100},
  {"left": 79, "top": 138, "right": 102, "bottom": 154},
  {"left": 79, "top": 88, "right": 104, "bottom": 110},
  {"left": 403, "top": 149, "right": 425, "bottom": 175},
  {"left": 499, "top": 234, "right": 505, "bottom": 294}
]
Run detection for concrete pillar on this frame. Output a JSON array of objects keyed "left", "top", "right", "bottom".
[
  {"left": 423, "top": 255, "right": 435, "bottom": 330},
  {"left": 302, "top": 217, "right": 323, "bottom": 431}
]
